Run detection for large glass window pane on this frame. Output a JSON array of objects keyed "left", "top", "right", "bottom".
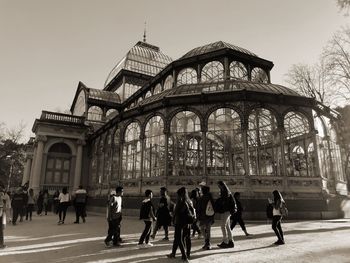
[
  {"left": 122, "top": 122, "right": 141, "bottom": 179},
  {"left": 88, "top": 106, "right": 103, "bottom": 121},
  {"left": 230, "top": 61, "right": 248, "bottom": 80},
  {"left": 251, "top": 67, "right": 268, "bottom": 83},
  {"left": 201, "top": 61, "right": 224, "bottom": 82},
  {"left": 176, "top": 68, "right": 197, "bottom": 86}
]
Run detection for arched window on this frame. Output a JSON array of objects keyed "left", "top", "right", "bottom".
[
  {"left": 284, "top": 111, "right": 310, "bottom": 177},
  {"left": 144, "top": 116, "right": 165, "bottom": 178},
  {"left": 248, "top": 108, "right": 280, "bottom": 176},
  {"left": 169, "top": 111, "right": 202, "bottom": 177},
  {"left": 106, "top": 109, "right": 117, "bottom": 120},
  {"left": 124, "top": 83, "right": 141, "bottom": 100},
  {"left": 88, "top": 106, "right": 103, "bottom": 121},
  {"left": 176, "top": 68, "right": 197, "bottom": 86},
  {"left": 153, "top": 84, "right": 162, "bottom": 95},
  {"left": 207, "top": 108, "right": 243, "bottom": 176},
  {"left": 164, "top": 75, "right": 173, "bottom": 90},
  {"left": 230, "top": 61, "right": 248, "bottom": 80},
  {"left": 201, "top": 61, "right": 224, "bottom": 82},
  {"left": 45, "top": 143, "right": 72, "bottom": 186},
  {"left": 122, "top": 122, "right": 141, "bottom": 179},
  {"left": 251, "top": 67, "right": 268, "bottom": 83}
]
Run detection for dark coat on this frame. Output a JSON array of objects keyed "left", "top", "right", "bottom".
[
  {"left": 156, "top": 195, "right": 172, "bottom": 226},
  {"left": 173, "top": 199, "right": 194, "bottom": 227},
  {"left": 197, "top": 193, "right": 215, "bottom": 225}
]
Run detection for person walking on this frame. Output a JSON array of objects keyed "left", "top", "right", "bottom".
[
  {"left": 271, "top": 190, "right": 286, "bottom": 245},
  {"left": 11, "top": 187, "right": 25, "bottom": 225},
  {"left": 19, "top": 187, "right": 28, "bottom": 222},
  {"left": 138, "top": 189, "right": 156, "bottom": 248},
  {"left": 197, "top": 185, "right": 215, "bottom": 250},
  {"left": 36, "top": 191, "right": 44, "bottom": 216},
  {"left": 104, "top": 186, "right": 123, "bottom": 247},
  {"left": 215, "top": 181, "right": 236, "bottom": 249},
  {"left": 230, "top": 192, "right": 250, "bottom": 236},
  {"left": 43, "top": 189, "right": 49, "bottom": 215},
  {"left": 58, "top": 187, "right": 70, "bottom": 225},
  {"left": 73, "top": 185, "right": 87, "bottom": 224},
  {"left": 26, "top": 188, "right": 35, "bottom": 221},
  {"left": 167, "top": 187, "right": 194, "bottom": 262},
  {"left": 151, "top": 187, "right": 172, "bottom": 241},
  {"left": 0, "top": 182, "right": 7, "bottom": 249}
]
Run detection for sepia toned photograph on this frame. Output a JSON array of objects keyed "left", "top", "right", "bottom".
[{"left": 0, "top": 0, "right": 350, "bottom": 262}]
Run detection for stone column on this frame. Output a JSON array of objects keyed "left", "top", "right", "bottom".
[
  {"left": 73, "top": 140, "right": 85, "bottom": 191},
  {"left": 22, "top": 154, "right": 33, "bottom": 186},
  {"left": 31, "top": 135, "right": 47, "bottom": 194}
]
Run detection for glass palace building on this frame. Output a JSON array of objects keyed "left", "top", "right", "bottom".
[{"left": 24, "top": 40, "right": 349, "bottom": 218}]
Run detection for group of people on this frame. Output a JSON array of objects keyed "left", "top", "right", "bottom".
[{"left": 104, "top": 181, "right": 287, "bottom": 262}]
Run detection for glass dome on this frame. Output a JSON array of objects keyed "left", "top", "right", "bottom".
[{"left": 105, "top": 41, "right": 173, "bottom": 87}]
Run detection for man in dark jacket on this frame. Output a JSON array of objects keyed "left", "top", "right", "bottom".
[
  {"left": 11, "top": 187, "right": 25, "bottom": 225},
  {"left": 73, "top": 185, "right": 87, "bottom": 224}
]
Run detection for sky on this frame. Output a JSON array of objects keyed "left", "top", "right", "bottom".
[{"left": 0, "top": 0, "right": 349, "bottom": 142}]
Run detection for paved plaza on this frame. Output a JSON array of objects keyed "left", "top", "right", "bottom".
[{"left": 1, "top": 212, "right": 350, "bottom": 263}]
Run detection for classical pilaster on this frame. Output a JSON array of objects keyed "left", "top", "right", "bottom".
[
  {"left": 22, "top": 153, "right": 33, "bottom": 186},
  {"left": 31, "top": 135, "right": 47, "bottom": 194},
  {"left": 73, "top": 139, "right": 85, "bottom": 191}
]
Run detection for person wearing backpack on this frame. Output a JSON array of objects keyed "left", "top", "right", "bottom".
[
  {"left": 189, "top": 188, "right": 202, "bottom": 238},
  {"left": 151, "top": 187, "right": 173, "bottom": 241},
  {"left": 104, "top": 186, "right": 123, "bottom": 248},
  {"left": 215, "top": 181, "right": 236, "bottom": 249},
  {"left": 230, "top": 192, "right": 250, "bottom": 236},
  {"left": 271, "top": 190, "right": 286, "bottom": 245},
  {"left": 167, "top": 187, "right": 194, "bottom": 262},
  {"left": 138, "top": 189, "right": 156, "bottom": 248},
  {"left": 197, "top": 185, "right": 215, "bottom": 250}
]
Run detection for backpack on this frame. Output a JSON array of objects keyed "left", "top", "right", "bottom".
[
  {"left": 140, "top": 201, "right": 151, "bottom": 220},
  {"left": 205, "top": 200, "right": 215, "bottom": 217},
  {"left": 280, "top": 202, "right": 288, "bottom": 217},
  {"left": 266, "top": 203, "right": 273, "bottom": 219},
  {"left": 108, "top": 197, "right": 121, "bottom": 220}
]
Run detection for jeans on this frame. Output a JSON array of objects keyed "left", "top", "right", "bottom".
[
  {"left": 272, "top": 215, "right": 284, "bottom": 241},
  {"left": 152, "top": 220, "right": 169, "bottom": 238},
  {"left": 200, "top": 222, "right": 212, "bottom": 245},
  {"left": 75, "top": 203, "right": 86, "bottom": 222},
  {"left": 105, "top": 217, "right": 122, "bottom": 245},
  {"left": 230, "top": 213, "right": 246, "bottom": 231},
  {"left": 139, "top": 221, "right": 152, "bottom": 244},
  {"left": 58, "top": 203, "right": 68, "bottom": 222},
  {"left": 171, "top": 224, "right": 191, "bottom": 259},
  {"left": 220, "top": 212, "right": 233, "bottom": 243}
]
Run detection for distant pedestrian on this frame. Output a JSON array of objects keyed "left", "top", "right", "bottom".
[
  {"left": 36, "top": 191, "right": 44, "bottom": 216},
  {"left": 167, "top": 187, "right": 194, "bottom": 262},
  {"left": 19, "top": 187, "right": 28, "bottom": 222},
  {"left": 58, "top": 187, "right": 70, "bottom": 225},
  {"left": 0, "top": 182, "right": 7, "bottom": 249},
  {"left": 197, "top": 185, "right": 215, "bottom": 250},
  {"left": 104, "top": 186, "right": 123, "bottom": 248},
  {"left": 151, "top": 187, "right": 173, "bottom": 241},
  {"left": 3, "top": 191, "right": 11, "bottom": 223},
  {"left": 138, "top": 189, "right": 156, "bottom": 248},
  {"left": 190, "top": 188, "right": 201, "bottom": 238},
  {"left": 271, "top": 190, "right": 286, "bottom": 245},
  {"left": 26, "top": 188, "right": 35, "bottom": 221},
  {"left": 230, "top": 192, "right": 250, "bottom": 236},
  {"left": 43, "top": 189, "right": 49, "bottom": 215},
  {"left": 11, "top": 187, "right": 25, "bottom": 225},
  {"left": 53, "top": 190, "right": 60, "bottom": 214},
  {"left": 214, "top": 181, "right": 236, "bottom": 249},
  {"left": 73, "top": 185, "right": 87, "bottom": 224}
]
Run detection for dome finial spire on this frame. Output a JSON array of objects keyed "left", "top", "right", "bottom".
[{"left": 143, "top": 21, "right": 147, "bottom": 42}]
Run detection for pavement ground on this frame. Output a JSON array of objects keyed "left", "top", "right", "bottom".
[{"left": 1, "top": 212, "right": 350, "bottom": 263}]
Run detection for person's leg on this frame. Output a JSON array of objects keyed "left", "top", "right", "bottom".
[
  {"left": 115, "top": 217, "right": 122, "bottom": 243},
  {"left": 230, "top": 214, "right": 238, "bottom": 230},
  {"left": 145, "top": 221, "right": 152, "bottom": 244},
  {"left": 272, "top": 216, "right": 282, "bottom": 241},
  {"left": 276, "top": 218, "right": 284, "bottom": 241},
  {"left": 220, "top": 213, "right": 228, "bottom": 243},
  {"left": 105, "top": 220, "right": 114, "bottom": 243},
  {"left": 164, "top": 224, "right": 169, "bottom": 239},
  {"left": 171, "top": 225, "right": 181, "bottom": 256},
  {"left": 26, "top": 206, "right": 29, "bottom": 220},
  {"left": 58, "top": 206, "right": 62, "bottom": 221},
  {"left": 12, "top": 208, "right": 19, "bottom": 224},
  {"left": 224, "top": 212, "right": 234, "bottom": 246},
  {"left": 183, "top": 225, "right": 191, "bottom": 258},
  {"left": 151, "top": 220, "right": 160, "bottom": 238},
  {"left": 139, "top": 221, "right": 150, "bottom": 244},
  {"left": 62, "top": 205, "right": 67, "bottom": 222},
  {"left": 0, "top": 216, "right": 4, "bottom": 247}
]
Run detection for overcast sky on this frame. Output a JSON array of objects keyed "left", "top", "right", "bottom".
[{"left": 0, "top": 0, "right": 348, "bottom": 141}]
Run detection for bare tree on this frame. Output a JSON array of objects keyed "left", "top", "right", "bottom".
[
  {"left": 322, "top": 27, "right": 350, "bottom": 104},
  {"left": 337, "top": 0, "right": 350, "bottom": 14},
  {"left": 285, "top": 62, "right": 333, "bottom": 105}
]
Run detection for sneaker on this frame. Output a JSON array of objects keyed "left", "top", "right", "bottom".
[
  {"left": 274, "top": 240, "right": 285, "bottom": 245},
  {"left": 167, "top": 253, "right": 175, "bottom": 259},
  {"left": 150, "top": 234, "right": 155, "bottom": 240},
  {"left": 138, "top": 243, "right": 145, "bottom": 249},
  {"left": 227, "top": 240, "right": 234, "bottom": 248},
  {"left": 162, "top": 237, "right": 169, "bottom": 241},
  {"left": 82, "top": 217, "right": 86, "bottom": 223},
  {"left": 104, "top": 240, "right": 112, "bottom": 248},
  {"left": 217, "top": 241, "right": 229, "bottom": 248},
  {"left": 144, "top": 242, "right": 153, "bottom": 247}
]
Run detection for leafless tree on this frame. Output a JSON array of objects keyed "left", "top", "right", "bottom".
[
  {"left": 336, "top": 0, "right": 350, "bottom": 14},
  {"left": 322, "top": 27, "right": 350, "bottom": 104},
  {"left": 285, "top": 62, "right": 333, "bottom": 105}
]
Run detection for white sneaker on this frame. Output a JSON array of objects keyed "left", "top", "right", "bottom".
[
  {"left": 138, "top": 243, "right": 145, "bottom": 249},
  {"left": 145, "top": 242, "right": 153, "bottom": 247}
]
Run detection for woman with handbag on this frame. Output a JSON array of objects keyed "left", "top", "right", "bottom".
[{"left": 167, "top": 187, "right": 194, "bottom": 262}]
